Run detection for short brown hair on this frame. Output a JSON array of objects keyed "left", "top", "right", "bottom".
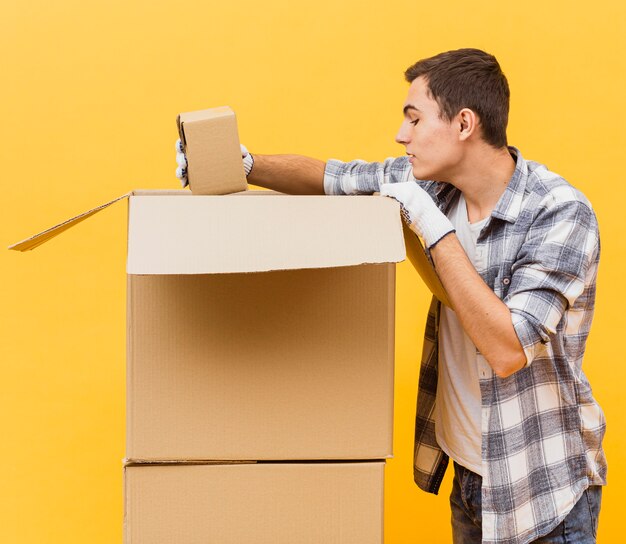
[{"left": 404, "top": 48, "right": 510, "bottom": 148}]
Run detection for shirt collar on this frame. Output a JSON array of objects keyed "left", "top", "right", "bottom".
[{"left": 490, "top": 146, "right": 528, "bottom": 224}]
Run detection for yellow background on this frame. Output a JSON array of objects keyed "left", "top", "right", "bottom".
[{"left": 1, "top": 0, "right": 624, "bottom": 542}]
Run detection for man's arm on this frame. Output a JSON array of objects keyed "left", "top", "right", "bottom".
[
  {"left": 430, "top": 235, "right": 526, "bottom": 378},
  {"left": 379, "top": 181, "right": 600, "bottom": 380},
  {"left": 177, "top": 141, "right": 412, "bottom": 196},
  {"left": 175, "top": 141, "right": 326, "bottom": 195},
  {"left": 247, "top": 154, "right": 326, "bottom": 195},
  {"left": 248, "top": 154, "right": 413, "bottom": 195},
  {"left": 379, "top": 181, "right": 526, "bottom": 378}
]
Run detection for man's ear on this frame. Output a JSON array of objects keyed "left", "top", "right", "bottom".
[{"left": 458, "top": 108, "right": 478, "bottom": 141}]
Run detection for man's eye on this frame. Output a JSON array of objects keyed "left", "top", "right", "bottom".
[{"left": 411, "top": 119, "right": 420, "bottom": 126}]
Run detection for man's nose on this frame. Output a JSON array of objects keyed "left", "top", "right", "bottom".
[{"left": 395, "top": 121, "right": 410, "bottom": 145}]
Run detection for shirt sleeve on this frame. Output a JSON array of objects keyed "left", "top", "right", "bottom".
[
  {"left": 323, "top": 156, "right": 413, "bottom": 195},
  {"left": 505, "top": 193, "right": 600, "bottom": 366}
]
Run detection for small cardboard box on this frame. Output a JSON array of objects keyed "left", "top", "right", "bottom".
[
  {"left": 123, "top": 461, "right": 385, "bottom": 544},
  {"left": 177, "top": 106, "right": 248, "bottom": 195},
  {"left": 12, "top": 191, "right": 408, "bottom": 461}
]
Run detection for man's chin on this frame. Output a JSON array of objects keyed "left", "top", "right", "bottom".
[
  {"left": 411, "top": 165, "right": 448, "bottom": 183},
  {"left": 411, "top": 165, "right": 434, "bottom": 181}
]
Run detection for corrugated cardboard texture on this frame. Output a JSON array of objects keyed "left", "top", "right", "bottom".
[
  {"left": 127, "top": 264, "right": 395, "bottom": 461},
  {"left": 124, "top": 462, "right": 384, "bottom": 544},
  {"left": 126, "top": 193, "right": 406, "bottom": 274},
  {"left": 177, "top": 106, "right": 248, "bottom": 195}
]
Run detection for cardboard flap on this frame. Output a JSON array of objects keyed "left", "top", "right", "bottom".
[
  {"left": 9, "top": 193, "right": 132, "bottom": 252},
  {"left": 402, "top": 221, "right": 452, "bottom": 308},
  {"left": 127, "top": 194, "right": 406, "bottom": 274}
]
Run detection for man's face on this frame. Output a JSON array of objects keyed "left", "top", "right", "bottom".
[{"left": 395, "top": 76, "right": 463, "bottom": 182}]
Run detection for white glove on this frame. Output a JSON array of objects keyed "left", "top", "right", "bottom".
[
  {"left": 240, "top": 144, "right": 255, "bottom": 177},
  {"left": 379, "top": 181, "right": 455, "bottom": 249},
  {"left": 175, "top": 139, "right": 188, "bottom": 186},
  {"left": 175, "top": 140, "right": 255, "bottom": 188}
]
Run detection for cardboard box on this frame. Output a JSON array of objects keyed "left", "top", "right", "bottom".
[
  {"left": 12, "top": 191, "right": 406, "bottom": 461},
  {"left": 124, "top": 461, "right": 385, "bottom": 544},
  {"left": 125, "top": 192, "right": 402, "bottom": 460},
  {"left": 177, "top": 106, "right": 248, "bottom": 195}
]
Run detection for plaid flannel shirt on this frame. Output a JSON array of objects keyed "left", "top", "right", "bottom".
[{"left": 324, "top": 147, "right": 607, "bottom": 544}]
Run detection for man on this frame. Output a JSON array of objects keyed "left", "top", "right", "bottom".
[{"left": 177, "top": 48, "right": 606, "bottom": 543}]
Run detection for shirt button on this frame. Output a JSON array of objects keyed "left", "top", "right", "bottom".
[{"left": 502, "top": 278, "right": 510, "bottom": 285}]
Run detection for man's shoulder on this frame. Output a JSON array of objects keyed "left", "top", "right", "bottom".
[{"left": 522, "top": 156, "right": 594, "bottom": 213}]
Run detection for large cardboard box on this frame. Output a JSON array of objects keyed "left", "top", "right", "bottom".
[
  {"left": 124, "top": 461, "right": 385, "bottom": 544},
  {"left": 126, "top": 191, "right": 404, "bottom": 460},
  {"left": 12, "top": 190, "right": 406, "bottom": 461}
]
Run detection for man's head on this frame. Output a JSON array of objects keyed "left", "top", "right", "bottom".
[
  {"left": 404, "top": 48, "right": 509, "bottom": 148},
  {"left": 396, "top": 48, "right": 510, "bottom": 181}
]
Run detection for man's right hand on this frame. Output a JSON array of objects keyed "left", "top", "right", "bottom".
[
  {"left": 175, "top": 139, "right": 188, "bottom": 187},
  {"left": 175, "top": 139, "right": 255, "bottom": 188}
]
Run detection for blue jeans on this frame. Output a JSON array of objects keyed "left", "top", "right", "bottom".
[{"left": 450, "top": 461, "right": 602, "bottom": 543}]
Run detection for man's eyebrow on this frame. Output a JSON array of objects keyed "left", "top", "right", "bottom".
[{"left": 403, "top": 105, "right": 421, "bottom": 116}]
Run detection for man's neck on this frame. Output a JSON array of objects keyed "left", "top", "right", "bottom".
[{"left": 449, "top": 144, "right": 516, "bottom": 223}]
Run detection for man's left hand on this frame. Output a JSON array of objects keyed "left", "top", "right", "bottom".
[{"left": 379, "top": 181, "right": 455, "bottom": 249}]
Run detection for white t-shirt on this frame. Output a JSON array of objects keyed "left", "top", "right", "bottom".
[{"left": 433, "top": 193, "right": 488, "bottom": 476}]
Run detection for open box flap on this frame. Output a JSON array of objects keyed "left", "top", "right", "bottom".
[
  {"left": 401, "top": 222, "right": 451, "bottom": 308},
  {"left": 8, "top": 192, "right": 134, "bottom": 252},
  {"left": 126, "top": 193, "right": 406, "bottom": 274}
]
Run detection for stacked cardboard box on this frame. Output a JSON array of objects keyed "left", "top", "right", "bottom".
[
  {"left": 13, "top": 190, "right": 407, "bottom": 543},
  {"left": 123, "top": 191, "right": 403, "bottom": 543}
]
